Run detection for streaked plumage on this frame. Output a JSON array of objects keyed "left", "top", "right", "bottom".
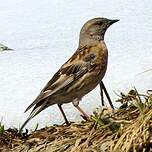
[{"left": 20, "top": 17, "right": 119, "bottom": 131}]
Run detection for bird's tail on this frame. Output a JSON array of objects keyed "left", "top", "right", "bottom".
[
  {"left": 19, "top": 101, "right": 47, "bottom": 133},
  {"left": 19, "top": 116, "right": 32, "bottom": 133}
]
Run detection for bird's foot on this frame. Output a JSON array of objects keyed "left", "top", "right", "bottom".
[
  {"left": 80, "top": 114, "right": 89, "bottom": 121},
  {"left": 75, "top": 105, "right": 90, "bottom": 120},
  {"left": 72, "top": 99, "right": 90, "bottom": 121},
  {"left": 65, "top": 120, "right": 71, "bottom": 126}
]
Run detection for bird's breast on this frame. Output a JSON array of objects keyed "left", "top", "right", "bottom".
[{"left": 88, "top": 41, "right": 108, "bottom": 68}]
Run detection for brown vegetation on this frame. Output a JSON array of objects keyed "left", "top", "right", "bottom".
[{"left": 0, "top": 89, "right": 152, "bottom": 152}]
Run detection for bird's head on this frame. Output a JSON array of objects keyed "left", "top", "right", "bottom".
[{"left": 79, "top": 17, "right": 119, "bottom": 47}]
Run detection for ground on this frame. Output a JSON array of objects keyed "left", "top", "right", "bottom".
[{"left": 0, "top": 89, "right": 152, "bottom": 152}]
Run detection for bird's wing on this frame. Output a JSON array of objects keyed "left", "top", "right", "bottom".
[
  {"left": 20, "top": 47, "right": 98, "bottom": 132},
  {"left": 25, "top": 47, "right": 96, "bottom": 113}
]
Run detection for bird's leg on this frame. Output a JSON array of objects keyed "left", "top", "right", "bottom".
[
  {"left": 72, "top": 99, "right": 89, "bottom": 120},
  {"left": 100, "top": 83, "right": 104, "bottom": 106},
  {"left": 100, "top": 81, "right": 114, "bottom": 109},
  {"left": 57, "top": 104, "right": 70, "bottom": 125}
]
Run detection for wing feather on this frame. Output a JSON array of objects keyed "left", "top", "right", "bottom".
[
  {"left": 25, "top": 47, "right": 96, "bottom": 112},
  {"left": 25, "top": 74, "right": 74, "bottom": 112}
]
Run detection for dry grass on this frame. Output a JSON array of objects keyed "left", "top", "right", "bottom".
[{"left": 0, "top": 89, "right": 152, "bottom": 152}]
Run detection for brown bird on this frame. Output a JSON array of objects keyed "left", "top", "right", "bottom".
[{"left": 20, "top": 17, "right": 119, "bottom": 131}]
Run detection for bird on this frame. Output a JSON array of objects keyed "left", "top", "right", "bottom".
[
  {"left": 0, "top": 43, "right": 13, "bottom": 52},
  {"left": 19, "top": 17, "right": 119, "bottom": 132}
]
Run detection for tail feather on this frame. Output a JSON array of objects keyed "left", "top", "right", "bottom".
[
  {"left": 24, "top": 97, "right": 42, "bottom": 113},
  {"left": 19, "top": 101, "right": 47, "bottom": 133},
  {"left": 19, "top": 116, "right": 32, "bottom": 133},
  {"left": 24, "top": 91, "right": 46, "bottom": 113},
  {"left": 24, "top": 103, "right": 35, "bottom": 113}
]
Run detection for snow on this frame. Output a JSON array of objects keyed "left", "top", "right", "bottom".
[{"left": 0, "top": 0, "right": 152, "bottom": 129}]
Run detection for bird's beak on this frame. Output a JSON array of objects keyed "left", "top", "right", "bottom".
[{"left": 109, "top": 19, "right": 119, "bottom": 25}]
